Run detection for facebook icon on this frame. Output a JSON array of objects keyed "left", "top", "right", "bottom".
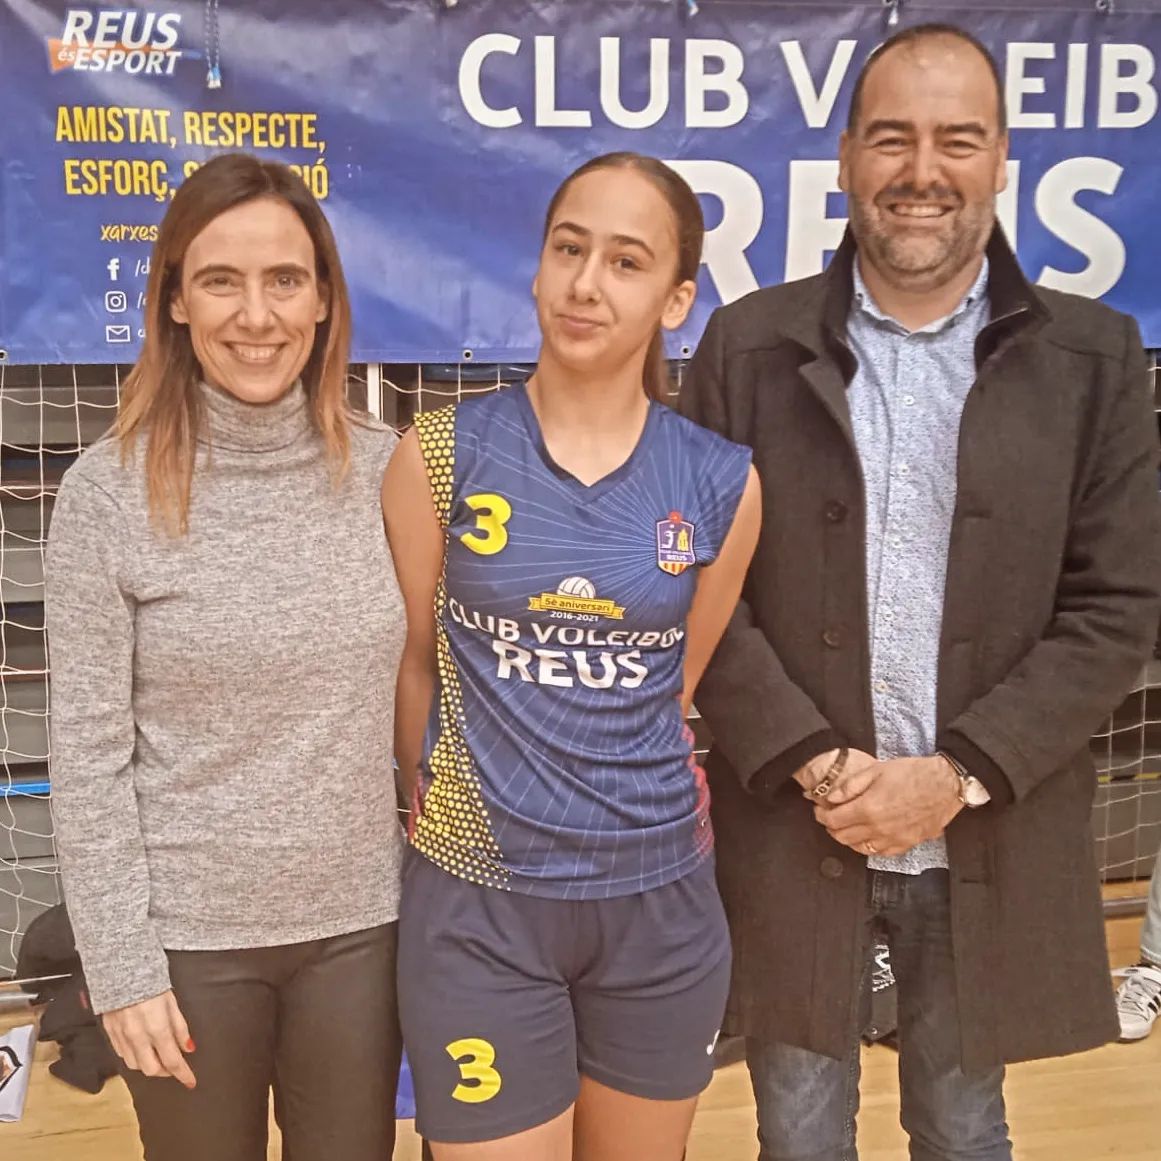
[{"left": 107, "top": 257, "right": 120, "bottom": 281}]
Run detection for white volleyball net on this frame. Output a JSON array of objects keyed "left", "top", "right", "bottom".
[{"left": 1, "top": 357, "right": 1158, "bottom": 977}]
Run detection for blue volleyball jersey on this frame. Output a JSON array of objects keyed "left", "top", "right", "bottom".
[{"left": 412, "top": 383, "right": 751, "bottom": 900}]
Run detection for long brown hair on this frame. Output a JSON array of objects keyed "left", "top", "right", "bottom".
[
  {"left": 541, "top": 153, "right": 704, "bottom": 402},
  {"left": 116, "top": 152, "right": 353, "bottom": 535}
]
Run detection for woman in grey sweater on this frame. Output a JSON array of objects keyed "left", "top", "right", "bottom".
[{"left": 45, "top": 154, "right": 405, "bottom": 1161}]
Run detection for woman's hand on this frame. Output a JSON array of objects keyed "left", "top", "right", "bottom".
[{"left": 102, "top": 990, "right": 197, "bottom": 1089}]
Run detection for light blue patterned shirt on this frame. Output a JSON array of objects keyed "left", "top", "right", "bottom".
[{"left": 847, "top": 258, "right": 990, "bottom": 875}]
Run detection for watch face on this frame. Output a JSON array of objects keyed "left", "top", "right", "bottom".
[{"left": 963, "top": 776, "right": 990, "bottom": 808}]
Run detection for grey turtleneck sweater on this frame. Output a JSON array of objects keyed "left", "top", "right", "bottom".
[{"left": 45, "top": 383, "right": 405, "bottom": 1014}]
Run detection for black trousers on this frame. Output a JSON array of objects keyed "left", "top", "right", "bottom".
[{"left": 122, "top": 923, "right": 401, "bottom": 1161}]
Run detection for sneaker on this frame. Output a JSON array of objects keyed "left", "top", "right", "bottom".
[{"left": 1113, "top": 963, "right": 1161, "bottom": 1041}]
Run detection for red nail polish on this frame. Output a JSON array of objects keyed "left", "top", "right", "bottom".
[{"left": 185, "top": 1038, "right": 196, "bottom": 1053}]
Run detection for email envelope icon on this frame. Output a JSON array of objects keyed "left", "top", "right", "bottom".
[{"left": 105, "top": 324, "right": 132, "bottom": 343}]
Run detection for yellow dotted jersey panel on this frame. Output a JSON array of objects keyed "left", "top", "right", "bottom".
[{"left": 411, "top": 405, "right": 509, "bottom": 889}]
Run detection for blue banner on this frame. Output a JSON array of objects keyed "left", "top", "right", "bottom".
[{"left": 2, "top": 0, "right": 1160, "bottom": 363}]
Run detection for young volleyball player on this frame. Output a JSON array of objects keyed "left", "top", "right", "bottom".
[{"left": 384, "top": 153, "right": 761, "bottom": 1161}]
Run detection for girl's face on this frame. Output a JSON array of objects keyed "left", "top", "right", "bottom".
[{"left": 533, "top": 167, "right": 695, "bottom": 381}]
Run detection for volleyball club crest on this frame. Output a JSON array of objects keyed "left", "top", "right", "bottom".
[{"left": 656, "top": 511, "right": 696, "bottom": 575}]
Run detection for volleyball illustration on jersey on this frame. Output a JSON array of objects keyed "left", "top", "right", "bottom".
[
  {"left": 412, "top": 382, "right": 751, "bottom": 901},
  {"left": 557, "top": 576, "right": 596, "bottom": 599}
]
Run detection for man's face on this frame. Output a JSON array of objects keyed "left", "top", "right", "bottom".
[{"left": 839, "top": 37, "right": 1009, "bottom": 295}]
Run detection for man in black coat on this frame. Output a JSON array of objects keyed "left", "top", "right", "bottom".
[{"left": 681, "top": 22, "right": 1161, "bottom": 1161}]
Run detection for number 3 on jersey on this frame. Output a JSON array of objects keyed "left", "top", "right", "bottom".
[
  {"left": 447, "top": 1037, "right": 503, "bottom": 1103},
  {"left": 461, "top": 493, "right": 512, "bottom": 556}
]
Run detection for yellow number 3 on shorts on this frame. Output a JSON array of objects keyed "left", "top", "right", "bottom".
[
  {"left": 460, "top": 493, "right": 512, "bottom": 556},
  {"left": 446, "top": 1037, "right": 503, "bottom": 1103}
]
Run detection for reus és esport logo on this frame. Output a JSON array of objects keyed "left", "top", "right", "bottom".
[{"left": 47, "top": 10, "right": 184, "bottom": 76}]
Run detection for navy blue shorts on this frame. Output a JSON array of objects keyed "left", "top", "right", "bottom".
[{"left": 397, "top": 851, "right": 732, "bottom": 1144}]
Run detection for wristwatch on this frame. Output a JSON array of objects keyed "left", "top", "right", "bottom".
[{"left": 938, "top": 751, "right": 991, "bottom": 808}]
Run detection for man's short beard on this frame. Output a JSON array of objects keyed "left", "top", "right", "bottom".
[{"left": 850, "top": 197, "right": 995, "bottom": 294}]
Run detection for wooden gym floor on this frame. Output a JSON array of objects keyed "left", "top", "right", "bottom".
[{"left": 3, "top": 911, "right": 1158, "bottom": 1160}]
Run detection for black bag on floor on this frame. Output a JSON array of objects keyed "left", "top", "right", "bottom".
[{"left": 14, "top": 903, "right": 120, "bottom": 1094}]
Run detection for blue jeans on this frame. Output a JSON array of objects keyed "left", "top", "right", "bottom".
[{"left": 746, "top": 869, "right": 1011, "bottom": 1161}]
